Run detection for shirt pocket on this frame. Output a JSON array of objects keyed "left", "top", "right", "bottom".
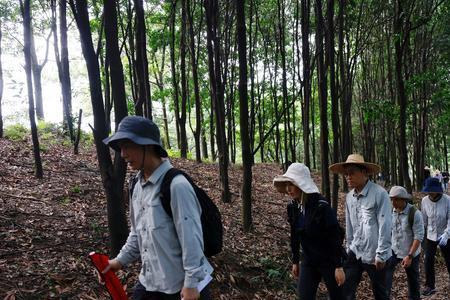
[
  {"left": 149, "top": 201, "right": 173, "bottom": 229},
  {"left": 361, "top": 205, "right": 377, "bottom": 237}
]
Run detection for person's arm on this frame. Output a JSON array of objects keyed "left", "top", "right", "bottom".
[
  {"left": 170, "top": 175, "right": 210, "bottom": 290},
  {"left": 445, "top": 197, "right": 450, "bottom": 236},
  {"left": 421, "top": 198, "right": 428, "bottom": 236},
  {"left": 324, "top": 206, "right": 344, "bottom": 268},
  {"left": 402, "top": 211, "right": 424, "bottom": 267},
  {"left": 375, "top": 190, "right": 392, "bottom": 263},
  {"left": 287, "top": 202, "right": 301, "bottom": 264},
  {"left": 345, "top": 197, "right": 353, "bottom": 253}
]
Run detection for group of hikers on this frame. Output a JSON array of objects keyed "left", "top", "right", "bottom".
[
  {"left": 98, "top": 115, "right": 450, "bottom": 300},
  {"left": 274, "top": 157, "right": 450, "bottom": 299}
]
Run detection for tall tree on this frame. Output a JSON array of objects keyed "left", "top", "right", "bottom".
[
  {"left": 134, "top": 0, "right": 152, "bottom": 118},
  {"left": 315, "top": 0, "right": 330, "bottom": 199},
  {"left": 236, "top": 0, "right": 252, "bottom": 231},
  {"left": 51, "top": 0, "right": 74, "bottom": 142},
  {"left": 20, "top": 0, "right": 43, "bottom": 179},
  {"left": 301, "top": 0, "right": 311, "bottom": 167},
  {"left": 204, "top": 0, "right": 231, "bottom": 203},
  {"left": 69, "top": 0, "right": 128, "bottom": 256},
  {"left": 0, "top": 15, "right": 3, "bottom": 138},
  {"left": 179, "top": 0, "right": 189, "bottom": 158}
]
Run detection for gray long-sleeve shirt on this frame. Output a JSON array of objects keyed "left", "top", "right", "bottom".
[
  {"left": 421, "top": 194, "right": 450, "bottom": 241},
  {"left": 391, "top": 204, "right": 424, "bottom": 259},
  {"left": 345, "top": 180, "right": 392, "bottom": 264},
  {"left": 115, "top": 160, "right": 213, "bottom": 293}
]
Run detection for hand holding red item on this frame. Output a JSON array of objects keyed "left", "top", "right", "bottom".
[{"left": 89, "top": 252, "right": 129, "bottom": 300}]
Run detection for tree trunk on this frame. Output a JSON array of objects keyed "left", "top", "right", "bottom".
[
  {"left": 0, "top": 21, "right": 3, "bottom": 138},
  {"left": 315, "top": 0, "right": 330, "bottom": 199},
  {"left": 204, "top": 0, "right": 231, "bottom": 203},
  {"left": 51, "top": 0, "right": 74, "bottom": 142},
  {"left": 301, "top": 0, "right": 311, "bottom": 167},
  {"left": 236, "top": 0, "right": 253, "bottom": 231},
  {"left": 326, "top": 0, "right": 339, "bottom": 208},
  {"left": 134, "top": 0, "right": 152, "bottom": 119},
  {"left": 21, "top": 0, "right": 43, "bottom": 179},
  {"left": 69, "top": 0, "right": 128, "bottom": 256},
  {"left": 170, "top": 0, "right": 181, "bottom": 150},
  {"left": 187, "top": 0, "right": 202, "bottom": 162},
  {"left": 179, "top": 0, "right": 189, "bottom": 158},
  {"left": 394, "top": 0, "right": 412, "bottom": 192}
]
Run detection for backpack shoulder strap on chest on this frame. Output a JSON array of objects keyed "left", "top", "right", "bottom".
[
  {"left": 408, "top": 205, "right": 417, "bottom": 230},
  {"left": 159, "top": 168, "right": 188, "bottom": 218}
]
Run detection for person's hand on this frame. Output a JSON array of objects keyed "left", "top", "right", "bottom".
[
  {"left": 335, "top": 267, "right": 345, "bottom": 286},
  {"left": 96, "top": 259, "right": 122, "bottom": 284},
  {"left": 374, "top": 258, "right": 385, "bottom": 271},
  {"left": 291, "top": 263, "right": 299, "bottom": 279},
  {"left": 401, "top": 255, "right": 412, "bottom": 268},
  {"left": 181, "top": 287, "right": 200, "bottom": 300},
  {"left": 439, "top": 233, "right": 448, "bottom": 247}
]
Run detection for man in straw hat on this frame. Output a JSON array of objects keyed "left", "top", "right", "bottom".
[
  {"left": 420, "top": 177, "right": 450, "bottom": 296},
  {"left": 385, "top": 186, "right": 423, "bottom": 300},
  {"left": 274, "top": 163, "right": 345, "bottom": 300},
  {"left": 329, "top": 154, "right": 392, "bottom": 300}
]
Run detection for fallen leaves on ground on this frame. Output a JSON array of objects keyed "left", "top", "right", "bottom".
[{"left": 1, "top": 137, "right": 449, "bottom": 299}]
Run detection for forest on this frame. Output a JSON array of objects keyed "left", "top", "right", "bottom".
[{"left": 1, "top": 0, "right": 450, "bottom": 299}]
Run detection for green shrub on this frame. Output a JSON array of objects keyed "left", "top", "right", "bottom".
[{"left": 4, "top": 124, "right": 29, "bottom": 141}]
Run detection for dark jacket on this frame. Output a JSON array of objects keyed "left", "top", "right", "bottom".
[{"left": 287, "top": 193, "right": 344, "bottom": 268}]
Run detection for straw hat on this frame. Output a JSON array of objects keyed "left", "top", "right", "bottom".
[
  {"left": 328, "top": 154, "right": 381, "bottom": 175},
  {"left": 273, "top": 163, "right": 320, "bottom": 194}
]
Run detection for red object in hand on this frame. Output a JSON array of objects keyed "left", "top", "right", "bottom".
[{"left": 89, "top": 252, "right": 129, "bottom": 300}]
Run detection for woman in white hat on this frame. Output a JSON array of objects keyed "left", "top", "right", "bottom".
[{"left": 274, "top": 163, "right": 345, "bottom": 300}]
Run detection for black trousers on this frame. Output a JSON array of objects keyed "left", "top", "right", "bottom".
[
  {"left": 132, "top": 281, "right": 212, "bottom": 300},
  {"left": 297, "top": 263, "right": 343, "bottom": 300},
  {"left": 343, "top": 251, "right": 388, "bottom": 300},
  {"left": 424, "top": 238, "right": 450, "bottom": 289}
]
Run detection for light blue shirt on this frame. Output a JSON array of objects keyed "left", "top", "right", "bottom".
[
  {"left": 421, "top": 194, "right": 450, "bottom": 241},
  {"left": 116, "top": 160, "right": 213, "bottom": 293},
  {"left": 391, "top": 204, "right": 424, "bottom": 259},
  {"left": 345, "top": 180, "right": 392, "bottom": 263}
]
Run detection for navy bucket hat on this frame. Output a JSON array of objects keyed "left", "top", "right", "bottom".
[
  {"left": 422, "top": 177, "right": 443, "bottom": 193},
  {"left": 103, "top": 116, "right": 168, "bottom": 157}
]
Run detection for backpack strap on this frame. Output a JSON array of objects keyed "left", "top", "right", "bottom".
[
  {"left": 128, "top": 174, "right": 139, "bottom": 201},
  {"left": 408, "top": 205, "right": 417, "bottom": 230},
  {"left": 307, "top": 199, "right": 329, "bottom": 227},
  {"left": 159, "top": 168, "right": 188, "bottom": 218}
]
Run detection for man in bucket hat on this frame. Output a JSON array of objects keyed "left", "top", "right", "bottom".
[
  {"left": 420, "top": 177, "right": 450, "bottom": 296},
  {"left": 329, "top": 154, "right": 392, "bottom": 300},
  {"left": 274, "top": 163, "right": 346, "bottom": 300},
  {"left": 101, "top": 116, "right": 213, "bottom": 300},
  {"left": 385, "top": 186, "right": 424, "bottom": 299}
]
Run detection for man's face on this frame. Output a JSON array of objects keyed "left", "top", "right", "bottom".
[
  {"left": 428, "top": 192, "right": 441, "bottom": 201},
  {"left": 119, "top": 140, "right": 143, "bottom": 170},
  {"left": 344, "top": 165, "right": 368, "bottom": 189},
  {"left": 391, "top": 197, "right": 406, "bottom": 211},
  {"left": 285, "top": 182, "right": 303, "bottom": 200}
]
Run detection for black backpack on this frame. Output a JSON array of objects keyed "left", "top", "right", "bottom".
[{"left": 129, "top": 168, "right": 223, "bottom": 257}]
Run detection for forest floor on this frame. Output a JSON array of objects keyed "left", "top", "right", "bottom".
[{"left": 1, "top": 137, "right": 449, "bottom": 299}]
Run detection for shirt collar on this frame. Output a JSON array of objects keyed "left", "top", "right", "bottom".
[
  {"left": 352, "top": 180, "right": 372, "bottom": 198},
  {"left": 138, "top": 159, "right": 172, "bottom": 185}
]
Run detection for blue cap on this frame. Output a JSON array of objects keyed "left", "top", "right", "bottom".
[
  {"left": 103, "top": 116, "right": 168, "bottom": 157},
  {"left": 422, "top": 177, "right": 443, "bottom": 193}
]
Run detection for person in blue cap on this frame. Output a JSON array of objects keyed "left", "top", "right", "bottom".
[
  {"left": 421, "top": 177, "right": 450, "bottom": 296},
  {"left": 101, "top": 116, "right": 213, "bottom": 300}
]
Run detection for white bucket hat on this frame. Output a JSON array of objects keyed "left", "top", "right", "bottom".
[
  {"left": 389, "top": 186, "right": 412, "bottom": 199},
  {"left": 273, "top": 163, "right": 320, "bottom": 194}
]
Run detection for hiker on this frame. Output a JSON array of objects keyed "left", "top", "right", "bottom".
[
  {"left": 273, "top": 163, "right": 345, "bottom": 300},
  {"left": 420, "top": 177, "right": 450, "bottom": 296},
  {"left": 329, "top": 154, "right": 392, "bottom": 300},
  {"left": 442, "top": 170, "right": 449, "bottom": 192},
  {"left": 385, "top": 186, "right": 424, "bottom": 300},
  {"left": 102, "top": 116, "right": 213, "bottom": 300}
]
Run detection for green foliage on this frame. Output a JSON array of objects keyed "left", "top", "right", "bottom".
[
  {"left": 4, "top": 124, "right": 28, "bottom": 141},
  {"left": 258, "top": 257, "right": 285, "bottom": 280},
  {"left": 71, "top": 185, "right": 82, "bottom": 194}
]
